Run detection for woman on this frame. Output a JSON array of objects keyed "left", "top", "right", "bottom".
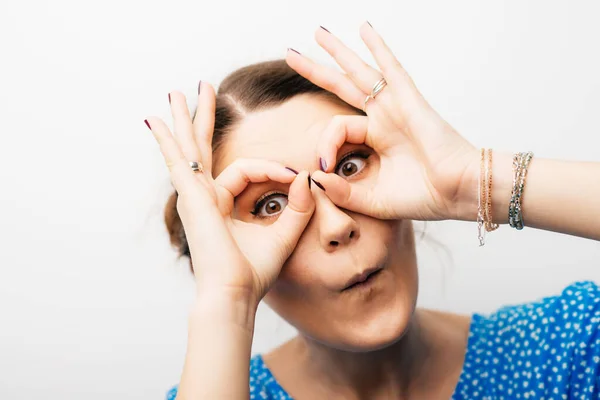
[{"left": 146, "top": 22, "right": 600, "bottom": 399}]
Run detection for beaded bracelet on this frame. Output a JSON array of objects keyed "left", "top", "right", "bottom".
[
  {"left": 476, "top": 149, "right": 486, "bottom": 246},
  {"left": 477, "top": 148, "right": 534, "bottom": 245},
  {"left": 484, "top": 148, "right": 500, "bottom": 233},
  {"left": 509, "top": 151, "right": 534, "bottom": 230},
  {"left": 477, "top": 148, "right": 499, "bottom": 246}
]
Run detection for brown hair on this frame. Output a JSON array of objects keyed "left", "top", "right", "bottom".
[{"left": 164, "top": 58, "right": 365, "bottom": 272}]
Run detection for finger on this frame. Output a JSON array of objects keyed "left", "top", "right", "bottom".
[
  {"left": 214, "top": 159, "right": 298, "bottom": 215},
  {"left": 192, "top": 81, "right": 217, "bottom": 177},
  {"left": 359, "top": 21, "right": 419, "bottom": 100},
  {"left": 310, "top": 170, "right": 377, "bottom": 215},
  {"left": 168, "top": 91, "right": 205, "bottom": 174},
  {"left": 314, "top": 26, "right": 382, "bottom": 95},
  {"left": 317, "top": 115, "right": 369, "bottom": 173},
  {"left": 269, "top": 171, "right": 315, "bottom": 256},
  {"left": 145, "top": 117, "right": 211, "bottom": 198},
  {"left": 285, "top": 49, "right": 365, "bottom": 111}
]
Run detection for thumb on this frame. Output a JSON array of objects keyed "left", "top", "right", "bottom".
[
  {"left": 269, "top": 171, "right": 315, "bottom": 257},
  {"left": 310, "top": 170, "right": 378, "bottom": 216}
]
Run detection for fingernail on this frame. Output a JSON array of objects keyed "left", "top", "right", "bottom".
[
  {"left": 168, "top": 93, "right": 171, "bottom": 104},
  {"left": 144, "top": 119, "right": 151, "bottom": 130},
  {"left": 319, "top": 158, "right": 327, "bottom": 172},
  {"left": 367, "top": 21, "right": 373, "bottom": 28},
  {"left": 285, "top": 167, "right": 299, "bottom": 175},
  {"left": 320, "top": 26, "right": 330, "bottom": 33},
  {"left": 198, "top": 80, "right": 202, "bottom": 95},
  {"left": 312, "top": 179, "right": 326, "bottom": 192},
  {"left": 288, "top": 47, "right": 301, "bottom": 55},
  {"left": 307, "top": 174, "right": 312, "bottom": 189}
]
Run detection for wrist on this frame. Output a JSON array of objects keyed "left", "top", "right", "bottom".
[
  {"left": 489, "top": 150, "right": 514, "bottom": 225},
  {"left": 453, "top": 149, "right": 514, "bottom": 224},
  {"left": 189, "top": 289, "right": 259, "bottom": 335}
]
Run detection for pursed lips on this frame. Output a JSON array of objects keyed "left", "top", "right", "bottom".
[{"left": 341, "top": 266, "right": 383, "bottom": 291}]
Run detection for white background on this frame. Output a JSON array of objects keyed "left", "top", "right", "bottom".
[{"left": 1, "top": 0, "right": 599, "bottom": 398}]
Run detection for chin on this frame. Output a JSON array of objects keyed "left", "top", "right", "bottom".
[
  {"left": 353, "top": 307, "right": 413, "bottom": 351},
  {"left": 322, "top": 294, "right": 415, "bottom": 353}
]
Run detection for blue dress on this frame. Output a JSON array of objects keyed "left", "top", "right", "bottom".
[{"left": 166, "top": 281, "right": 600, "bottom": 399}]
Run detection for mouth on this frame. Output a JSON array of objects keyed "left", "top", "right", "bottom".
[{"left": 341, "top": 266, "right": 384, "bottom": 291}]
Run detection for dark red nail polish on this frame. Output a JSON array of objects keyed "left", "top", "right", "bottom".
[
  {"left": 308, "top": 174, "right": 312, "bottom": 189},
  {"left": 288, "top": 48, "right": 301, "bottom": 55},
  {"left": 198, "top": 80, "right": 202, "bottom": 95},
  {"left": 312, "top": 179, "right": 325, "bottom": 192},
  {"left": 144, "top": 119, "right": 151, "bottom": 130},
  {"left": 320, "top": 26, "right": 330, "bottom": 33},
  {"left": 168, "top": 93, "right": 171, "bottom": 104},
  {"left": 367, "top": 21, "right": 373, "bottom": 28},
  {"left": 319, "top": 158, "right": 327, "bottom": 172},
  {"left": 285, "top": 167, "right": 299, "bottom": 175}
]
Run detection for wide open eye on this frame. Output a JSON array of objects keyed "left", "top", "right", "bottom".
[
  {"left": 251, "top": 193, "right": 288, "bottom": 219},
  {"left": 335, "top": 152, "right": 368, "bottom": 178}
]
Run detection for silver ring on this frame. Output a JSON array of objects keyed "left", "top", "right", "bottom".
[
  {"left": 363, "top": 95, "right": 373, "bottom": 112},
  {"left": 189, "top": 161, "right": 203, "bottom": 173},
  {"left": 371, "top": 77, "right": 387, "bottom": 98},
  {"left": 363, "top": 77, "right": 387, "bottom": 112}
]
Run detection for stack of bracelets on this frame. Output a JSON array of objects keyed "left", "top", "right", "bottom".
[{"left": 477, "top": 148, "right": 534, "bottom": 246}]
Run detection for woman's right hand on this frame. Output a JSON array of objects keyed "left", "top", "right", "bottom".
[{"left": 146, "top": 86, "right": 315, "bottom": 306}]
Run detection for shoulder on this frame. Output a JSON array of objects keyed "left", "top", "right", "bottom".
[
  {"left": 471, "top": 280, "right": 599, "bottom": 342},
  {"left": 165, "top": 354, "right": 288, "bottom": 400},
  {"left": 249, "top": 354, "right": 290, "bottom": 399},
  {"left": 478, "top": 280, "right": 599, "bottom": 348},
  {"left": 454, "top": 280, "right": 600, "bottom": 399}
]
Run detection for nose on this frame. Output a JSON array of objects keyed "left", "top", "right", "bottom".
[{"left": 313, "top": 194, "right": 360, "bottom": 251}]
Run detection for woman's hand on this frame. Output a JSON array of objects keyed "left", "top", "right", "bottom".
[
  {"left": 286, "top": 22, "right": 480, "bottom": 222},
  {"left": 146, "top": 87, "right": 315, "bottom": 305}
]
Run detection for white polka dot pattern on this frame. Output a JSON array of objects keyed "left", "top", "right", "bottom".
[
  {"left": 166, "top": 281, "right": 600, "bottom": 399},
  {"left": 451, "top": 280, "right": 600, "bottom": 399}
]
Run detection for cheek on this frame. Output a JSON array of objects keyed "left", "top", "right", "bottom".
[
  {"left": 266, "top": 241, "right": 321, "bottom": 302},
  {"left": 262, "top": 237, "right": 337, "bottom": 334},
  {"left": 262, "top": 265, "right": 323, "bottom": 337}
]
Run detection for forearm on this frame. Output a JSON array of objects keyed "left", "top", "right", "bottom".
[
  {"left": 457, "top": 150, "right": 600, "bottom": 241},
  {"left": 175, "top": 292, "right": 258, "bottom": 400}
]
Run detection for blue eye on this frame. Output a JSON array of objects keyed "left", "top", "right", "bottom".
[
  {"left": 251, "top": 193, "right": 288, "bottom": 218},
  {"left": 335, "top": 152, "right": 368, "bottom": 178}
]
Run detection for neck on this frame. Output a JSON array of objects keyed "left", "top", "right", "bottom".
[
  {"left": 293, "top": 308, "right": 439, "bottom": 399},
  {"left": 282, "top": 308, "right": 471, "bottom": 399}
]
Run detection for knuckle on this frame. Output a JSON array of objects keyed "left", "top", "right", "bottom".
[
  {"left": 227, "top": 158, "right": 249, "bottom": 170},
  {"left": 345, "top": 65, "right": 360, "bottom": 80},
  {"left": 175, "top": 182, "right": 213, "bottom": 214},
  {"left": 166, "top": 155, "right": 186, "bottom": 172},
  {"left": 327, "top": 116, "right": 346, "bottom": 144},
  {"left": 331, "top": 114, "right": 346, "bottom": 128},
  {"left": 327, "top": 78, "right": 341, "bottom": 94}
]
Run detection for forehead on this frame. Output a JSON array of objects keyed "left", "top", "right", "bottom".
[{"left": 215, "top": 94, "right": 357, "bottom": 174}]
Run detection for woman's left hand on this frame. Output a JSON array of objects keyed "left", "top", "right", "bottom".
[{"left": 286, "top": 22, "right": 480, "bottom": 222}]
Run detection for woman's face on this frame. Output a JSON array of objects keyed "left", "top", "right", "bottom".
[{"left": 213, "top": 94, "right": 418, "bottom": 352}]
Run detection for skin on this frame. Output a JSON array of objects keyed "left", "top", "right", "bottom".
[{"left": 213, "top": 94, "right": 472, "bottom": 399}]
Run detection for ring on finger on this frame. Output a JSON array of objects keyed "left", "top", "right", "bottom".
[
  {"left": 363, "top": 77, "right": 387, "bottom": 112},
  {"left": 371, "top": 77, "right": 387, "bottom": 98},
  {"left": 189, "top": 161, "right": 204, "bottom": 173},
  {"left": 363, "top": 95, "right": 373, "bottom": 112}
]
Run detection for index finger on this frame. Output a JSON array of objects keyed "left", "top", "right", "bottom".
[
  {"left": 318, "top": 115, "right": 369, "bottom": 173},
  {"left": 214, "top": 159, "right": 298, "bottom": 216}
]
